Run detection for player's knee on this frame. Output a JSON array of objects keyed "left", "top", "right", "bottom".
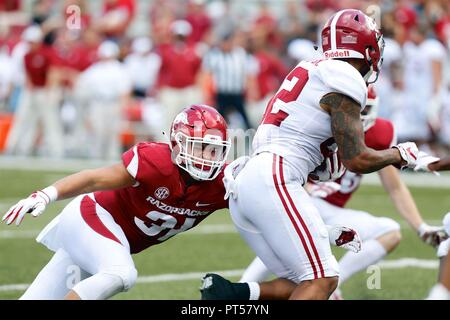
[
  {"left": 103, "top": 265, "right": 138, "bottom": 291},
  {"left": 323, "top": 276, "right": 339, "bottom": 294},
  {"left": 377, "top": 227, "right": 402, "bottom": 252}
]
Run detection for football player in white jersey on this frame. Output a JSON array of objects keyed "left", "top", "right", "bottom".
[
  {"left": 203, "top": 87, "right": 447, "bottom": 300},
  {"left": 201, "top": 9, "right": 434, "bottom": 300}
]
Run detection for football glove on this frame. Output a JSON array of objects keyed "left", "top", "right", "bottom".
[
  {"left": 223, "top": 156, "right": 250, "bottom": 200},
  {"left": 309, "top": 150, "right": 346, "bottom": 182},
  {"left": 418, "top": 223, "right": 448, "bottom": 248},
  {"left": 2, "top": 187, "right": 57, "bottom": 226},
  {"left": 327, "top": 225, "right": 362, "bottom": 253},
  {"left": 413, "top": 151, "right": 440, "bottom": 176},
  {"left": 306, "top": 181, "right": 341, "bottom": 198},
  {"left": 392, "top": 142, "right": 419, "bottom": 170}
]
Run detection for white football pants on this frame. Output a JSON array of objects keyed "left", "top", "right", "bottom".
[{"left": 229, "top": 152, "right": 339, "bottom": 283}]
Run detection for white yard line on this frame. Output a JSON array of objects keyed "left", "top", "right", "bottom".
[{"left": 0, "top": 258, "right": 439, "bottom": 292}]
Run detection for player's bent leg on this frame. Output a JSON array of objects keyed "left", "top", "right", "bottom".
[
  {"left": 235, "top": 154, "right": 339, "bottom": 299},
  {"left": 67, "top": 265, "right": 138, "bottom": 300},
  {"left": 20, "top": 249, "right": 88, "bottom": 300},
  {"left": 57, "top": 194, "right": 137, "bottom": 300},
  {"left": 376, "top": 229, "right": 402, "bottom": 253},
  {"left": 317, "top": 199, "right": 401, "bottom": 288}
]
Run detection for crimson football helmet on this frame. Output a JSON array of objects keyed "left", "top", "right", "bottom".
[
  {"left": 170, "top": 105, "right": 231, "bottom": 181},
  {"left": 321, "top": 9, "right": 385, "bottom": 83},
  {"left": 361, "top": 85, "right": 379, "bottom": 131}
]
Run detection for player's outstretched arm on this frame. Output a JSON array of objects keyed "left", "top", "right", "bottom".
[
  {"left": 429, "top": 157, "right": 450, "bottom": 171},
  {"left": 2, "top": 163, "right": 136, "bottom": 226},
  {"left": 379, "top": 166, "right": 447, "bottom": 247},
  {"left": 320, "top": 92, "right": 414, "bottom": 174}
]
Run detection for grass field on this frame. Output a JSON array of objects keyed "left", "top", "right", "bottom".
[{"left": 0, "top": 167, "right": 449, "bottom": 300}]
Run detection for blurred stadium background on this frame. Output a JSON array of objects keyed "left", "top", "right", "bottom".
[{"left": 0, "top": 0, "right": 450, "bottom": 299}]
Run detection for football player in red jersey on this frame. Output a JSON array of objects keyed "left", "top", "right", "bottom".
[
  {"left": 2, "top": 104, "right": 232, "bottom": 300},
  {"left": 200, "top": 86, "right": 447, "bottom": 300}
]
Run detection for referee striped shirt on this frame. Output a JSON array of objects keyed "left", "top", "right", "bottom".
[{"left": 202, "top": 46, "right": 258, "bottom": 94}]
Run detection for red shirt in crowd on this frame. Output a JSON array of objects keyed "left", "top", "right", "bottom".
[
  {"left": 157, "top": 43, "right": 201, "bottom": 89},
  {"left": 186, "top": 11, "right": 211, "bottom": 44},
  {"left": 0, "top": 0, "right": 20, "bottom": 11},
  {"left": 24, "top": 45, "right": 54, "bottom": 88},
  {"left": 254, "top": 51, "right": 288, "bottom": 100}
]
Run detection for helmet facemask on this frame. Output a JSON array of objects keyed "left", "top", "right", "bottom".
[
  {"left": 364, "top": 33, "right": 385, "bottom": 84},
  {"left": 173, "top": 131, "right": 231, "bottom": 181}
]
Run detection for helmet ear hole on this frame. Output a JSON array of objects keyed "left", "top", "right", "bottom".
[{"left": 354, "top": 15, "right": 359, "bottom": 22}]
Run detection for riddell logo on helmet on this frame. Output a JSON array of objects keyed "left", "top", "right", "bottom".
[{"left": 324, "top": 50, "right": 350, "bottom": 58}]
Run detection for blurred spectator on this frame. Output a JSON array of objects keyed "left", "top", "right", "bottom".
[
  {"left": 5, "top": 25, "right": 64, "bottom": 158},
  {"left": 253, "top": 1, "right": 283, "bottom": 53},
  {"left": 185, "top": 0, "right": 211, "bottom": 45},
  {"left": 75, "top": 40, "right": 131, "bottom": 160},
  {"left": 96, "top": 0, "right": 136, "bottom": 39},
  {"left": 31, "top": 0, "right": 54, "bottom": 25},
  {"left": 156, "top": 19, "right": 202, "bottom": 135},
  {"left": 393, "top": 23, "right": 447, "bottom": 148},
  {"left": 124, "top": 36, "right": 161, "bottom": 98},
  {"left": 0, "top": 45, "right": 13, "bottom": 110},
  {"left": 376, "top": 26, "right": 403, "bottom": 120},
  {"left": 246, "top": 28, "right": 288, "bottom": 128},
  {"left": 201, "top": 29, "right": 258, "bottom": 130},
  {"left": 0, "top": 0, "right": 20, "bottom": 11},
  {"left": 149, "top": 0, "right": 176, "bottom": 45}
]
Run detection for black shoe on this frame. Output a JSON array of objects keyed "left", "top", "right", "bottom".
[{"left": 200, "top": 273, "right": 250, "bottom": 300}]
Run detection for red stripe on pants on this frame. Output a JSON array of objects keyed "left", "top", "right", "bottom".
[
  {"left": 272, "top": 154, "right": 318, "bottom": 279},
  {"left": 278, "top": 156, "right": 325, "bottom": 277}
]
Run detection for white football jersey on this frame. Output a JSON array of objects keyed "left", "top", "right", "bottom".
[{"left": 253, "top": 59, "right": 367, "bottom": 184}]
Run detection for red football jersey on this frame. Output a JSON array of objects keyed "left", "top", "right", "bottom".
[
  {"left": 324, "top": 118, "right": 396, "bottom": 208},
  {"left": 94, "top": 142, "right": 228, "bottom": 254}
]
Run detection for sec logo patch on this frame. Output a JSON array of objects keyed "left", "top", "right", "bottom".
[{"left": 154, "top": 187, "right": 170, "bottom": 200}]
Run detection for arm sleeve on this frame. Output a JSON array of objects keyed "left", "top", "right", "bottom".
[
  {"left": 122, "top": 143, "right": 154, "bottom": 183},
  {"left": 318, "top": 60, "right": 368, "bottom": 108}
]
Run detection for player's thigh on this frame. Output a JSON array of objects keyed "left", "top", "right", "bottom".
[
  {"left": 229, "top": 198, "right": 292, "bottom": 281},
  {"left": 57, "top": 194, "right": 135, "bottom": 276},
  {"left": 235, "top": 153, "right": 339, "bottom": 283},
  {"left": 313, "top": 198, "right": 400, "bottom": 241}
]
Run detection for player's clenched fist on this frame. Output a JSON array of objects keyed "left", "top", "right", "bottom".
[
  {"left": 392, "top": 142, "right": 419, "bottom": 169},
  {"left": 2, "top": 187, "right": 57, "bottom": 226}
]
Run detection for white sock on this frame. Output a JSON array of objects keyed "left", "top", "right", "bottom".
[
  {"left": 240, "top": 257, "right": 272, "bottom": 283},
  {"left": 338, "top": 239, "right": 387, "bottom": 286},
  {"left": 247, "top": 282, "right": 261, "bottom": 300}
]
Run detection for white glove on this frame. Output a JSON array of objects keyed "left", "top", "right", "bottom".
[
  {"left": 414, "top": 151, "right": 440, "bottom": 176},
  {"left": 2, "top": 187, "right": 57, "bottom": 226},
  {"left": 223, "top": 156, "right": 250, "bottom": 200},
  {"left": 392, "top": 142, "right": 419, "bottom": 170},
  {"left": 418, "top": 223, "right": 448, "bottom": 248},
  {"left": 327, "top": 225, "right": 362, "bottom": 253},
  {"left": 310, "top": 150, "right": 346, "bottom": 182},
  {"left": 306, "top": 181, "right": 341, "bottom": 198}
]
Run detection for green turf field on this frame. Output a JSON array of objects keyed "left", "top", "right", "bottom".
[{"left": 0, "top": 168, "right": 448, "bottom": 300}]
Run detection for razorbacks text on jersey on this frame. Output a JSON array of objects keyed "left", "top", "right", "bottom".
[
  {"left": 324, "top": 118, "right": 396, "bottom": 207},
  {"left": 93, "top": 142, "right": 228, "bottom": 253},
  {"left": 253, "top": 58, "right": 367, "bottom": 185}
]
